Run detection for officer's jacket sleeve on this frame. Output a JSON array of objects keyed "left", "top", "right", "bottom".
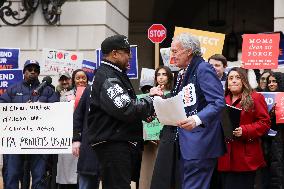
[
  {"left": 100, "top": 77, "right": 154, "bottom": 123},
  {"left": 196, "top": 63, "right": 225, "bottom": 126}
]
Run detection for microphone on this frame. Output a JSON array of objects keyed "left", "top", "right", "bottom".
[{"left": 32, "top": 76, "right": 52, "bottom": 96}]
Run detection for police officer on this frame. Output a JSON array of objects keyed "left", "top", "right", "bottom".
[{"left": 87, "top": 35, "right": 159, "bottom": 189}]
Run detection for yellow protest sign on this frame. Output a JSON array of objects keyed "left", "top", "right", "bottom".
[{"left": 174, "top": 27, "right": 225, "bottom": 60}]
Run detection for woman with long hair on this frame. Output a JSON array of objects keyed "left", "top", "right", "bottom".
[
  {"left": 150, "top": 66, "right": 181, "bottom": 189},
  {"left": 264, "top": 72, "right": 284, "bottom": 188},
  {"left": 256, "top": 70, "right": 272, "bottom": 92},
  {"left": 218, "top": 67, "right": 270, "bottom": 189}
]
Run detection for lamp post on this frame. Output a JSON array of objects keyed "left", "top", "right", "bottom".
[{"left": 0, "top": 0, "right": 66, "bottom": 26}]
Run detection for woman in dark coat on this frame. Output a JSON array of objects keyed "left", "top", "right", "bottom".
[
  {"left": 72, "top": 85, "right": 100, "bottom": 189},
  {"left": 264, "top": 72, "right": 284, "bottom": 189},
  {"left": 150, "top": 66, "right": 181, "bottom": 189}
]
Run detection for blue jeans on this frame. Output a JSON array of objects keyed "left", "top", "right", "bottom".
[
  {"left": 79, "top": 174, "right": 99, "bottom": 189},
  {"left": 4, "top": 154, "right": 48, "bottom": 189}
]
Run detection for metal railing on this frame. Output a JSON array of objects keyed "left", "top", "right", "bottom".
[{"left": 0, "top": 0, "right": 66, "bottom": 26}]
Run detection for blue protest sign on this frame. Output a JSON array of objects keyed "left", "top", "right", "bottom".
[
  {"left": 0, "top": 48, "right": 20, "bottom": 69},
  {"left": 95, "top": 45, "right": 138, "bottom": 79},
  {"left": 259, "top": 92, "right": 277, "bottom": 111},
  {"left": 0, "top": 69, "right": 23, "bottom": 96},
  {"left": 82, "top": 59, "right": 96, "bottom": 82}
]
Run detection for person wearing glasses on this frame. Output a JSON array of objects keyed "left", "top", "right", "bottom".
[
  {"left": 0, "top": 60, "right": 58, "bottom": 189},
  {"left": 87, "top": 35, "right": 159, "bottom": 189},
  {"left": 158, "top": 33, "right": 226, "bottom": 189}
]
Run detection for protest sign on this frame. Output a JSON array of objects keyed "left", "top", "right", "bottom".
[
  {"left": 139, "top": 68, "right": 155, "bottom": 88},
  {"left": 174, "top": 27, "right": 225, "bottom": 60},
  {"left": 276, "top": 93, "right": 284, "bottom": 124},
  {"left": 82, "top": 59, "right": 96, "bottom": 82},
  {"left": 137, "top": 93, "right": 163, "bottom": 140},
  {"left": 0, "top": 102, "right": 73, "bottom": 154},
  {"left": 242, "top": 33, "right": 280, "bottom": 69},
  {"left": 96, "top": 45, "right": 138, "bottom": 79},
  {"left": 42, "top": 48, "right": 84, "bottom": 76},
  {"left": 160, "top": 47, "right": 179, "bottom": 71},
  {"left": 0, "top": 48, "right": 20, "bottom": 69},
  {"left": 259, "top": 92, "right": 277, "bottom": 112},
  {"left": 0, "top": 69, "right": 23, "bottom": 96}
]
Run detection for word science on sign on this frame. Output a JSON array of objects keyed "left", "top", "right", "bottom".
[{"left": 0, "top": 102, "right": 73, "bottom": 154}]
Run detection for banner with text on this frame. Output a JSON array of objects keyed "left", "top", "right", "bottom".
[
  {"left": 276, "top": 93, "right": 284, "bottom": 124},
  {"left": 259, "top": 92, "right": 277, "bottom": 112},
  {"left": 42, "top": 48, "right": 84, "bottom": 76},
  {"left": 96, "top": 45, "right": 139, "bottom": 79},
  {"left": 0, "top": 102, "right": 73, "bottom": 154},
  {"left": 0, "top": 69, "right": 23, "bottom": 96},
  {"left": 242, "top": 33, "right": 280, "bottom": 69},
  {"left": 0, "top": 48, "right": 20, "bottom": 69},
  {"left": 82, "top": 59, "right": 96, "bottom": 82},
  {"left": 174, "top": 27, "right": 225, "bottom": 60}
]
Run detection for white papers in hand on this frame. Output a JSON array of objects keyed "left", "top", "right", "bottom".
[{"left": 153, "top": 93, "right": 187, "bottom": 126}]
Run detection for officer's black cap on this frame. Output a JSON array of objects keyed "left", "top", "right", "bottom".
[{"left": 101, "top": 34, "right": 130, "bottom": 55}]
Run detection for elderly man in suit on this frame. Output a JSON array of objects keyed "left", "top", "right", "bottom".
[{"left": 170, "top": 33, "right": 226, "bottom": 189}]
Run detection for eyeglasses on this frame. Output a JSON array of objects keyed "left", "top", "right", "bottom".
[
  {"left": 170, "top": 49, "right": 187, "bottom": 56},
  {"left": 26, "top": 66, "right": 40, "bottom": 73},
  {"left": 115, "top": 48, "right": 131, "bottom": 54}
]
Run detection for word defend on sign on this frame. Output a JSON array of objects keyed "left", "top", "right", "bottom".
[
  {"left": 148, "top": 24, "right": 167, "bottom": 43},
  {"left": 242, "top": 33, "right": 280, "bottom": 69},
  {"left": 42, "top": 48, "right": 83, "bottom": 76},
  {"left": 0, "top": 48, "right": 20, "bottom": 69},
  {"left": 0, "top": 69, "right": 23, "bottom": 96},
  {"left": 0, "top": 102, "right": 73, "bottom": 154}
]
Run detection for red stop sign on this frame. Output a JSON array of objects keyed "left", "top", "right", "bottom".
[{"left": 148, "top": 24, "right": 167, "bottom": 43}]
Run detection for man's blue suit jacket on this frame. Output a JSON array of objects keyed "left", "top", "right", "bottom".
[{"left": 176, "top": 56, "right": 226, "bottom": 160}]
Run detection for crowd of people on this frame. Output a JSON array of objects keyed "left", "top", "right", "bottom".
[{"left": 0, "top": 32, "right": 284, "bottom": 189}]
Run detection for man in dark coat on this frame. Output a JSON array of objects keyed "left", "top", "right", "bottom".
[
  {"left": 87, "top": 34, "right": 159, "bottom": 189},
  {"left": 0, "top": 59, "right": 58, "bottom": 189}
]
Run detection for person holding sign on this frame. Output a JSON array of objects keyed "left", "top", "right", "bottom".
[
  {"left": 87, "top": 35, "right": 158, "bottom": 189},
  {"left": 218, "top": 67, "right": 270, "bottom": 189},
  {"left": 0, "top": 60, "right": 58, "bottom": 189},
  {"left": 263, "top": 72, "right": 284, "bottom": 189},
  {"left": 168, "top": 33, "right": 226, "bottom": 189}
]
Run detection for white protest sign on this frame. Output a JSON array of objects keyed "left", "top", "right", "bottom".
[
  {"left": 140, "top": 68, "right": 155, "bottom": 88},
  {"left": 42, "top": 48, "right": 84, "bottom": 76},
  {"left": 160, "top": 48, "right": 179, "bottom": 71},
  {"left": 0, "top": 102, "right": 73, "bottom": 154}
]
